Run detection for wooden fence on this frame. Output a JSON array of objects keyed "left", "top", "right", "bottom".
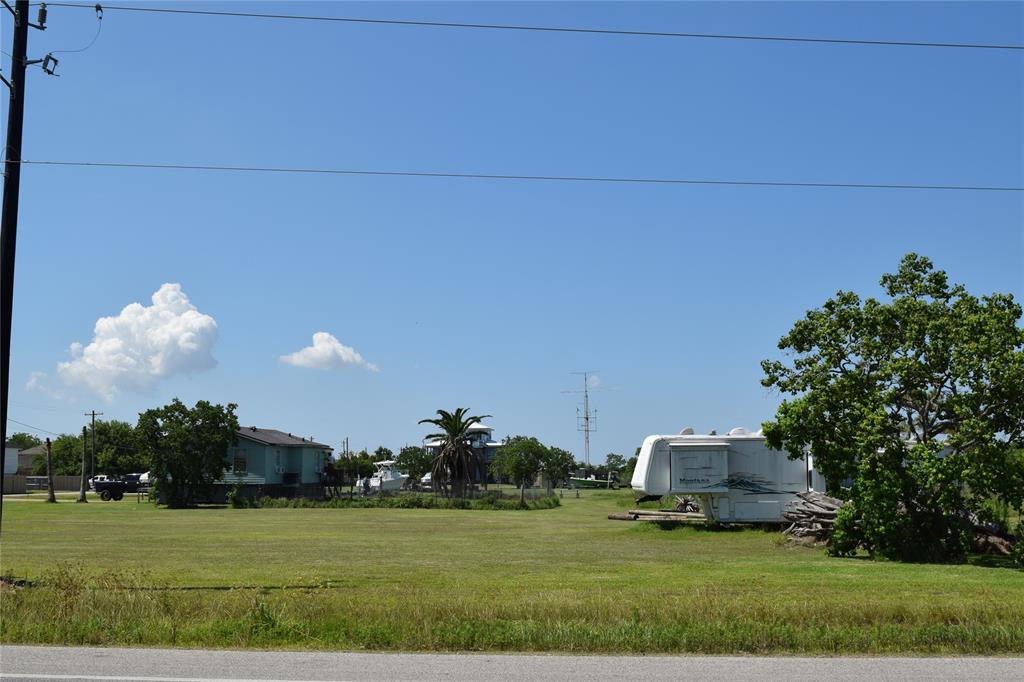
[
  {"left": 3, "top": 475, "right": 26, "bottom": 494},
  {"left": 3, "top": 475, "right": 83, "bottom": 494}
]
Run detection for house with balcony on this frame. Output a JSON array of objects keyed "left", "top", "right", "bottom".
[
  {"left": 423, "top": 422, "right": 503, "bottom": 482},
  {"left": 218, "top": 427, "right": 332, "bottom": 499}
]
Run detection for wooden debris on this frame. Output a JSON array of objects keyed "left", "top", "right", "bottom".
[
  {"left": 673, "top": 496, "right": 701, "bottom": 513},
  {"left": 782, "top": 491, "right": 844, "bottom": 541},
  {"left": 974, "top": 533, "right": 1015, "bottom": 556}
]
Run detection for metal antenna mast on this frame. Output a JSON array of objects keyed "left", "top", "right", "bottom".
[{"left": 563, "top": 371, "right": 598, "bottom": 467}]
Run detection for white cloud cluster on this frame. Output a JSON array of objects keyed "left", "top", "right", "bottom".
[
  {"left": 280, "top": 332, "right": 378, "bottom": 372},
  {"left": 57, "top": 283, "right": 218, "bottom": 400},
  {"left": 25, "top": 370, "right": 65, "bottom": 400}
]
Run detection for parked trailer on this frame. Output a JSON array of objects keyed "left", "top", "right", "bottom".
[
  {"left": 630, "top": 427, "right": 825, "bottom": 524},
  {"left": 93, "top": 479, "right": 126, "bottom": 501}
]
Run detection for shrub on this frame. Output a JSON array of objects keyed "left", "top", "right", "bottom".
[
  {"left": 240, "top": 492, "right": 559, "bottom": 511},
  {"left": 226, "top": 484, "right": 248, "bottom": 509}
]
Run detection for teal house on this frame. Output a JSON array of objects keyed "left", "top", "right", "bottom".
[{"left": 218, "top": 427, "right": 332, "bottom": 499}]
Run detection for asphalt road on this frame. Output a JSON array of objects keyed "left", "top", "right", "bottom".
[{"left": 2, "top": 646, "right": 1023, "bottom": 681}]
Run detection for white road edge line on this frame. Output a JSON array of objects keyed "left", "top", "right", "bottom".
[{"left": 0, "top": 675, "right": 356, "bottom": 682}]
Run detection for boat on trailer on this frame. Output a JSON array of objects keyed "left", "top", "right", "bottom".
[
  {"left": 359, "top": 460, "right": 409, "bottom": 494},
  {"left": 569, "top": 472, "right": 620, "bottom": 489},
  {"left": 630, "top": 427, "right": 825, "bottom": 523}
]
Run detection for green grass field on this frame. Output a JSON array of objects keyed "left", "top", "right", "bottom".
[{"left": 1, "top": 490, "right": 1021, "bottom": 654}]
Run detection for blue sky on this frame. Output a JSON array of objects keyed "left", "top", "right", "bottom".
[{"left": 3, "top": 2, "right": 1022, "bottom": 463}]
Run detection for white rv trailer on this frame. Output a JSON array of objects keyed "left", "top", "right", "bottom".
[{"left": 631, "top": 427, "right": 825, "bottom": 523}]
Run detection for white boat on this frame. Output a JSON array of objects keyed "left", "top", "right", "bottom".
[
  {"left": 364, "top": 460, "right": 408, "bottom": 493},
  {"left": 631, "top": 427, "right": 826, "bottom": 523}
]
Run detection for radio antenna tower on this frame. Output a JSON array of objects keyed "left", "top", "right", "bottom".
[{"left": 563, "top": 371, "right": 599, "bottom": 466}]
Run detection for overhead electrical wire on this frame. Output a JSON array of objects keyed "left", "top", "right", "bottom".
[
  {"left": 7, "top": 418, "right": 62, "bottom": 437},
  {"left": 37, "top": 2, "right": 1024, "bottom": 51},
  {"left": 19, "top": 160, "right": 1023, "bottom": 193},
  {"left": 49, "top": 7, "right": 103, "bottom": 55}
]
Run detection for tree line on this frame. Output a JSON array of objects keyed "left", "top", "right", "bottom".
[{"left": 8, "top": 420, "right": 147, "bottom": 477}]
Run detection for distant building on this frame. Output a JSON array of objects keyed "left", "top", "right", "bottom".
[
  {"left": 17, "top": 444, "right": 46, "bottom": 475},
  {"left": 3, "top": 442, "right": 20, "bottom": 476},
  {"left": 423, "top": 422, "right": 503, "bottom": 482},
  {"left": 217, "top": 427, "right": 332, "bottom": 499}
]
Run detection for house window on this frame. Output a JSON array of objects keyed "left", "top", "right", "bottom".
[{"left": 233, "top": 454, "right": 247, "bottom": 474}]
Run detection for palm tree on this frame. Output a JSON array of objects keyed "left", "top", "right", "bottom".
[{"left": 419, "top": 408, "right": 492, "bottom": 498}]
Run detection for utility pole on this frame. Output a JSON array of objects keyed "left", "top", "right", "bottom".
[
  {"left": 77, "top": 426, "right": 88, "bottom": 503},
  {"left": 85, "top": 410, "right": 102, "bottom": 478},
  {"left": 0, "top": 0, "right": 31, "bottom": 533},
  {"left": 0, "top": 0, "right": 48, "bottom": 532},
  {"left": 44, "top": 436, "right": 54, "bottom": 502}
]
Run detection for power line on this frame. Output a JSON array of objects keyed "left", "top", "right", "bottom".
[
  {"left": 19, "top": 160, "right": 1024, "bottom": 193},
  {"left": 38, "top": 3, "right": 1024, "bottom": 51},
  {"left": 7, "top": 417, "right": 139, "bottom": 451},
  {"left": 7, "top": 418, "right": 62, "bottom": 437},
  {"left": 50, "top": 5, "right": 103, "bottom": 55}
]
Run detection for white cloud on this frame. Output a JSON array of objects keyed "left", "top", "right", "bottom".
[
  {"left": 587, "top": 374, "right": 601, "bottom": 389},
  {"left": 26, "top": 370, "right": 47, "bottom": 392},
  {"left": 280, "top": 332, "right": 378, "bottom": 372},
  {"left": 57, "top": 283, "right": 218, "bottom": 400},
  {"left": 26, "top": 370, "right": 66, "bottom": 400}
]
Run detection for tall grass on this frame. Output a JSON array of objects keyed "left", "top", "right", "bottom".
[
  {"left": 2, "top": 489, "right": 1021, "bottom": 654},
  {"left": 3, "top": 561, "right": 1022, "bottom": 653},
  {"left": 242, "top": 492, "right": 560, "bottom": 510}
]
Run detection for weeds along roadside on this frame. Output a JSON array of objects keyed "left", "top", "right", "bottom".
[
  {"left": 228, "top": 492, "right": 561, "bottom": 511},
  {"left": 2, "top": 562, "right": 1023, "bottom": 654}
]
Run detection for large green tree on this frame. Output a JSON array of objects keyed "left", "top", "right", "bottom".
[
  {"left": 7, "top": 432, "right": 41, "bottom": 450},
  {"left": 541, "top": 446, "right": 575, "bottom": 492},
  {"left": 419, "top": 408, "right": 491, "bottom": 498},
  {"left": 136, "top": 399, "right": 239, "bottom": 508},
  {"left": 762, "top": 254, "right": 1024, "bottom": 562},
  {"left": 622, "top": 455, "right": 639, "bottom": 484},
  {"left": 605, "top": 453, "right": 626, "bottom": 473},
  {"left": 395, "top": 445, "right": 432, "bottom": 484},
  {"left": 39, "top": 433, "right": 85, "bottom": 476},
  {"left": 492, "top": 436, "right": 547, "bottom": 503},
  {"left": 91, "top": 419, "right": 147, "bottom": 475}
]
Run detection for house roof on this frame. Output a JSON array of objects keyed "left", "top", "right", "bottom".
[
  {"left": 238, "top": 427, "right": 331, "bottom": 450},
  {"left": 20, "top": 444, "right": 47, "bottom": 456}
]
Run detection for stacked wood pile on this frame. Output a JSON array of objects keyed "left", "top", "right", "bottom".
[{"left": 782, "top": 491, "right": 844, "bottom": 541}]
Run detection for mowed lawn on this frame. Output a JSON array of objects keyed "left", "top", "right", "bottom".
[{"left": 1, "top": 491, "right": 1022, "bottom": 654}]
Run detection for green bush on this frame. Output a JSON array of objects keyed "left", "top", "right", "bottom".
[
  {"left": 1012, "top": 522, "right": 1024, "bottom": 569},
  {"left": 243, "top": 492, "right": 559, "bottom": 511},
  {"left": 226, "top": 484, "right": 248, "bottom": 509}
]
